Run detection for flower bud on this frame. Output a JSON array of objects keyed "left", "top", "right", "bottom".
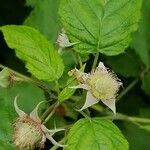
[
  {"left": 0, "top": 68, "right": 12, "bottom": 88},
  {"left": 57, "top": 29, "right": 78, "bottom": 48},
  {"left": 68, "top": 68, "right": 88, "bottom": 84},
  {"left": 13, "top": 116, "right": 43, "bottom": 149},
  {"left": 13, "top": 97, "right": 66, "bottom": 149}
]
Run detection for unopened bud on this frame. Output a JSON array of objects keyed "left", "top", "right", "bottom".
[
  {"left": 0, "top": 68, "right": 13, "bottom": 88},
  {"left": 13, "top": 116, "right": 43, "bottom": 149}
]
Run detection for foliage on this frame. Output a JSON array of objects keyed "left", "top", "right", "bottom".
[
  {"left": 66, "top": 118, "right": 128, "bottom": 150},
  {"left": 59, "top": 0, "right": 142, "bottom": 55},
  {"left": 0, "top": 25, "right": 64, "bottom": 81},
  {"left": 0, "top": 0, "right": 149, "bottom": 150}
]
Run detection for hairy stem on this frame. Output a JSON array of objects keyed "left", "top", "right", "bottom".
[
  {"left": 0, "top": 64, "right": 52, "bottom": 96},
  {"left": 95, "top": 112, "right": 150, "bottom": 124},
  {"left": 79, "top": 111, "right": 91, "bottom": 120},
  {"left": 41, "top": 103, "right": 55, "bottom": 122},
  {"left": 116, "top": 78, "right": 139, "bottom": 102},
  {"left": 50, "top": 136, "right": 66, "bottom": 150},
  {"left": 42, "top": 102, "right": 60, "bottom": 124},
  {"left": 127, "top": 116, "right": 150, "bottom": 123},
  {"left": 55, "top": 80, "right": 60, "bottom": 94},
  {"left": 92, "top": 52, "right": 99, "bottom": 70},
  {"left": 77, "top": 54, "right": 83, "bottom": 68}
]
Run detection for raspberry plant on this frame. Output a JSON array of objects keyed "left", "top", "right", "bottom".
[{"left": 0, "top": 0, "right": 150, "bottom": 150}]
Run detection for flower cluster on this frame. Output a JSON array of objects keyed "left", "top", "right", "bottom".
[{"left": 69, "top": 62, "right": 122, "bottom": 114}]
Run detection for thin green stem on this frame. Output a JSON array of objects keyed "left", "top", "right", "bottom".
[
  {"left": 55, "top": 81, "right": 60, "bottom": 95},
  {"left": 77, "top": 54, "right": 83, "bottom": 68},
  {"left": 128, "top": 116, "right": 150, "bottom": 123},
  {"left": 43, "top": 102, "right": 60, "bottom": 124},
  {"left": 50, "top": 136, "right": 66, "bottom": 150},
  {"left": 92, "top": 52, "right": 99, "bottom": 70},
  {"left": 41, "top": 103, "right": 56, "bottom": 122},
  {"left": 116, "top": 78, "right": 139, "bottom": 102},
  {"left": 91, "top": 104, "right": 105, "bottom": 112},
  {"left": 0, "top": 64, "right": 51, "bottom": 95},
  {"left": 79, "top": 111, "right": 91, "bottom": 120},
  {"left": 93, "top": 112, "right": 150, "bottom": 124}
]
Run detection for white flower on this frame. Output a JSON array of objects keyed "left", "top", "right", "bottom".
[
  {"left": 70, "top": 62, "right": 122, "bottom": 115},
  {"left": 57, "top": 29, "right": 78, "bottom": 48},
  {"left": 13, "top": 97, "right": 66, "bottom": 149}
]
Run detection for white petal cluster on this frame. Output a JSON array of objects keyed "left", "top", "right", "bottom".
[
  {"left": 13, "top": 97, "right": 65, "bottom": 149},
  {"left": 70, "top": 62, "right": 122, "bottom": 114}
]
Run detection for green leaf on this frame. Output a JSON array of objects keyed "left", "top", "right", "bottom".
[
  {"left": 58, "top": 77, "right": 77, "bottom": 102},
  {"left": 59, "top": 0, "right": 142, "bottom": 55},
  {"left": 142, "top": 70, "right": 150, "bottom": 95},
  {"left": 65, "top": 118, "right": 129, "bottom": 150},
  {"left": 58, "top": 51, "right": 76, "bottom": 87},
  {"left": 106, "top": 50, "right": 142, "bottom": 77},
  {"left": 58, "top": 65, "right": 86, "bottom": 102},
  {"left": 0, "top": 99, "right": 14, "bottom": 142},
  {"left": 24, "top": 0, "right": 60, "bottom": 42},
  {"left": 132, "top": 0, "right": 150, "bottom": 68},
  {"left": 0, "top": 141, "right": 15, "bottom": 150},
  {"left": 118, "top": 122, "right": 150, "bottom": 150},
  {"left": 139, "top": 125, "right": 150, "bottom": 132},
  {"left": 1, "top": 25, "right": 64, "bottom": 81},
  {"left": 0, "top": 82, "right": 45, "bottom": 114}
]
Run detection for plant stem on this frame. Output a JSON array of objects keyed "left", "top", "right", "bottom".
[
  {"left": 41, "top": 103, "right": 55, "bottom": 122},
  {"left": 91, "top": 104, "right": 105, "bottom": 112},
  {"left": 79, "top": 111, "right": 91, "bottom": 120},
  {"left": 0, "top": 64, "right": 51, "bottom": 96},
  {"left": 128, "top": 116, "right": 150, "bottom": 123},
  {"left": 42, "top": 102, "right": 60, "bottom": 124},
  {"left": 77, "top": 54, "right": 83, "bottom": 68},
  {"left": 96, "top": 113, "right": 150, "bottom": 124},
  {"left": 50, "top": 137, "right": 66, "bottom": 150},
  {"left": 116, "top": 78, "right": 139, "bottom": 102},
  {"left": 55, "top": 80, "right": 60, "bottom": 94},
  {"left": 92, "top": 52, "right": 99, "bottom": 70}
]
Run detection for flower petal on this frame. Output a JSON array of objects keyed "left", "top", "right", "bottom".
[
  {"left": 14, "top": 96, "right": 26, "bottom": 117},
  {"left": 46, "top": 134, "right": 66, "bottom": 147},
  {"left": 101, "top": 98, "right": 116, "bottom": 115},
  {"left": 78, "top": 91, "right": 99, "bottom": 111},
  {"left": 57, "top": 29, "right": 79, "bottom": 48},
  {"left": 30, "top": 101, "right": 45, "bottom": 122},
  {"left": 97, "top": 62, "right": 108, "bottom": 72},
  {"left": 70, "top": 84, "right": 88, "bottom": 90}
]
